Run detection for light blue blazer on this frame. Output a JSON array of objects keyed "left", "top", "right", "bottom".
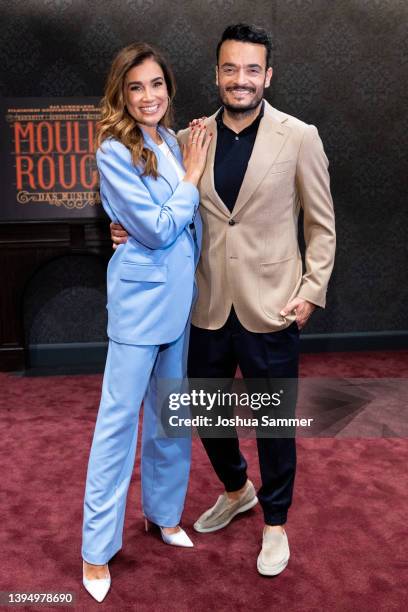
[{"left": 96, "top": 126, "right": 202, "bottom": 345}]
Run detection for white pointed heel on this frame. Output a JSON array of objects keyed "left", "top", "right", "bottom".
[
  {"left": 159, "top": 526, "right": 194, "bottom": 547},
  {"left": 82, "top": 561, "right": 111, "bottom": 603},
  {"left": 144, "top": 517, "right": 194, "bottom": 547}
]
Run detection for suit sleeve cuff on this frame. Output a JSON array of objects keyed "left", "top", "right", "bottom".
[
  {"left": 297, "top": 286, "right": 326, "bottom": 309},
  {"left": 177, "top": 179, "right": 200, "bottom": 207}
]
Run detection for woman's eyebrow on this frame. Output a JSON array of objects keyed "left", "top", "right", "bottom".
[{"left": 127, "top": 77, "right": 164, "bottom": 87}]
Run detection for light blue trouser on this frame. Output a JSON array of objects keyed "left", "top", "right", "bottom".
[{"left": 82, "top": 328, "right": 191, "bottom": 564}]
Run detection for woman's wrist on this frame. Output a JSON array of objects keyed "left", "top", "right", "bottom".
[{"left": 183, "top": 171, "right": 200, "bottom": 186}]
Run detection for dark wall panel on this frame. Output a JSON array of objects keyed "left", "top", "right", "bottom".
[
  {"left": 23, "top": 255, "right": 107, "bottom": 344},
  {"left": 1, "top": 0, "right": 407, "bottom": 341}
]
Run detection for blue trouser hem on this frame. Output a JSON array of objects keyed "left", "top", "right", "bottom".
[
  {"left": 143, "top": 511, "right": 184, "bottom": 528},
  {"left": 82, "top": 544, "right": 121, "bottom": 565}
]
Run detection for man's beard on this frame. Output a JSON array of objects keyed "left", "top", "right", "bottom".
[{"left": 220, "top": 85, "right": 264, "bottom": 115}]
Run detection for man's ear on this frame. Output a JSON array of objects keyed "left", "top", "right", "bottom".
[
  {"left": 215, "top": 65, "right": 219, "bottom": 86},
  {"left": 265, "top": 67, "right": 273, "bottom": 89}
]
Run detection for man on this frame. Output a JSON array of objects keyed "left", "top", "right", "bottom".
[{"left": 110, "top": 23, "right": 336, "bottom": 576}]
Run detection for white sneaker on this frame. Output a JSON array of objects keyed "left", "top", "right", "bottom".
[
  {"left": 82, "top": 561, "right": 111, "bottom": 602},
  {"left": 257, "top": 527, "right": 290, "bottom": 576}
]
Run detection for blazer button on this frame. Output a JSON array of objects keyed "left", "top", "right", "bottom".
[{"left": 228, "top": 219, "right": 236, "bottom": 226}]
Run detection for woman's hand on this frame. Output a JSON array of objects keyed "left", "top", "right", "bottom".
[
  {"left": 110, "top": 222, "right": 128, "bottom": 250},
  {"left": 182, "top": 122, "right": 212, "bottom": 187},
  {"left": 188, "top": 116, "right": 207, "bottom": 128}
]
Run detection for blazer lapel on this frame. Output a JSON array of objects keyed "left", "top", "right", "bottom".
[
  {"left": 199, "top": 111, "right": 231, "bottom": 217},
  {"left": 232, "top": 102, "right": 291, "bottom": 217}
]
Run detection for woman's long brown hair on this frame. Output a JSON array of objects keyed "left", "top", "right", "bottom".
[{"left": 96, "top": 42, "right": 176, "bottom": 178}]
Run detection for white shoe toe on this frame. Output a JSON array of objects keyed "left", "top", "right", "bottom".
[
  {"left": 160, "top": 527, "right": 194, "bottom": 547},
  {"left": 82, "top": 562, "right": 111, "bottom": 602}
]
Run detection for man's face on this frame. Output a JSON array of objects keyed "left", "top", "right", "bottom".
[{"left": 216, "top": 40, "right": 272, "bottom": 114}]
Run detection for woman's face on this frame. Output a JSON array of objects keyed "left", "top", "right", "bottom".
[{"left": 124, "top": 58, "right": 169, "bottom": 128}]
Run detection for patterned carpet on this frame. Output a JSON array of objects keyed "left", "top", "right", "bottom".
[{"left": 0, "top": 350, "right": 407, "bottom": 611}]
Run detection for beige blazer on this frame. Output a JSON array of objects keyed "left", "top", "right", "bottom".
[{"left": 177, "top": 100, "right": 336, "bottom": 332}]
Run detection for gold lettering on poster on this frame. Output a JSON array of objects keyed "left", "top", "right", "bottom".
[{"left": 6, "top": 103, "right": 101, "bottom": 212}]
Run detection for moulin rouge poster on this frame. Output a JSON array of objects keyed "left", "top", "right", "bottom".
[{"left": 0, "top": 97, "right": 105, "bottom": 221}]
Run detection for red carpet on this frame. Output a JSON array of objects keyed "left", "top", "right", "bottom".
[{"left": 0, "top": 350, "right": 407, "bottom": 611}]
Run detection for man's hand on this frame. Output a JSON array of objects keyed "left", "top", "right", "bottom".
[
  {"left": 280, "top": 298, "right": 316, "bottom": 330},
  {"left": 110, "top": 222, "right": 128, "bottom": 250}
]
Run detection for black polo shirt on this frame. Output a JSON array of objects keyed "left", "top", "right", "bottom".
[{"left": 214, "top": 101, "right": 264, "bottom": 212}]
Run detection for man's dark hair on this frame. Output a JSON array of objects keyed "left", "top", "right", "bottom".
[{"left": 216, "top": 23, "right": 272, "bottom": 67}]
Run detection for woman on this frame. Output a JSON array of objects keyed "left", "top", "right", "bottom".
[{"left": 81, "top": 42, "right": 211, "bottom": 602}]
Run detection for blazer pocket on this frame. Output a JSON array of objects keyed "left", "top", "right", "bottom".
[
  {"left": 259, "top": 256, "right": 302, "bottom": 319},
  {"left": 120, "top": 263, "right": 167, "bottom": 283},
  {"left": 269, "top": 160, "right": 295, "bottom": 174}
]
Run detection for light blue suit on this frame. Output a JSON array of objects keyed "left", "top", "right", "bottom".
[{"left": 82, "top": 126, "right": 201, "bottom": 565}]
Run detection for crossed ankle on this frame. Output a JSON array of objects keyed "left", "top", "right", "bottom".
[{"left": 225, "top": 480, "right": 249, "bottom": 500}]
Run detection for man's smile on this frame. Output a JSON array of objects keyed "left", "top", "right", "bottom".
[{"left": 227, "top": 87, "right": 255, "bottom": 94}]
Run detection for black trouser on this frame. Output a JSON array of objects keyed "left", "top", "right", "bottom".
[{"left": 187, "top": 306, "right": 299, "bottom": 525}]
